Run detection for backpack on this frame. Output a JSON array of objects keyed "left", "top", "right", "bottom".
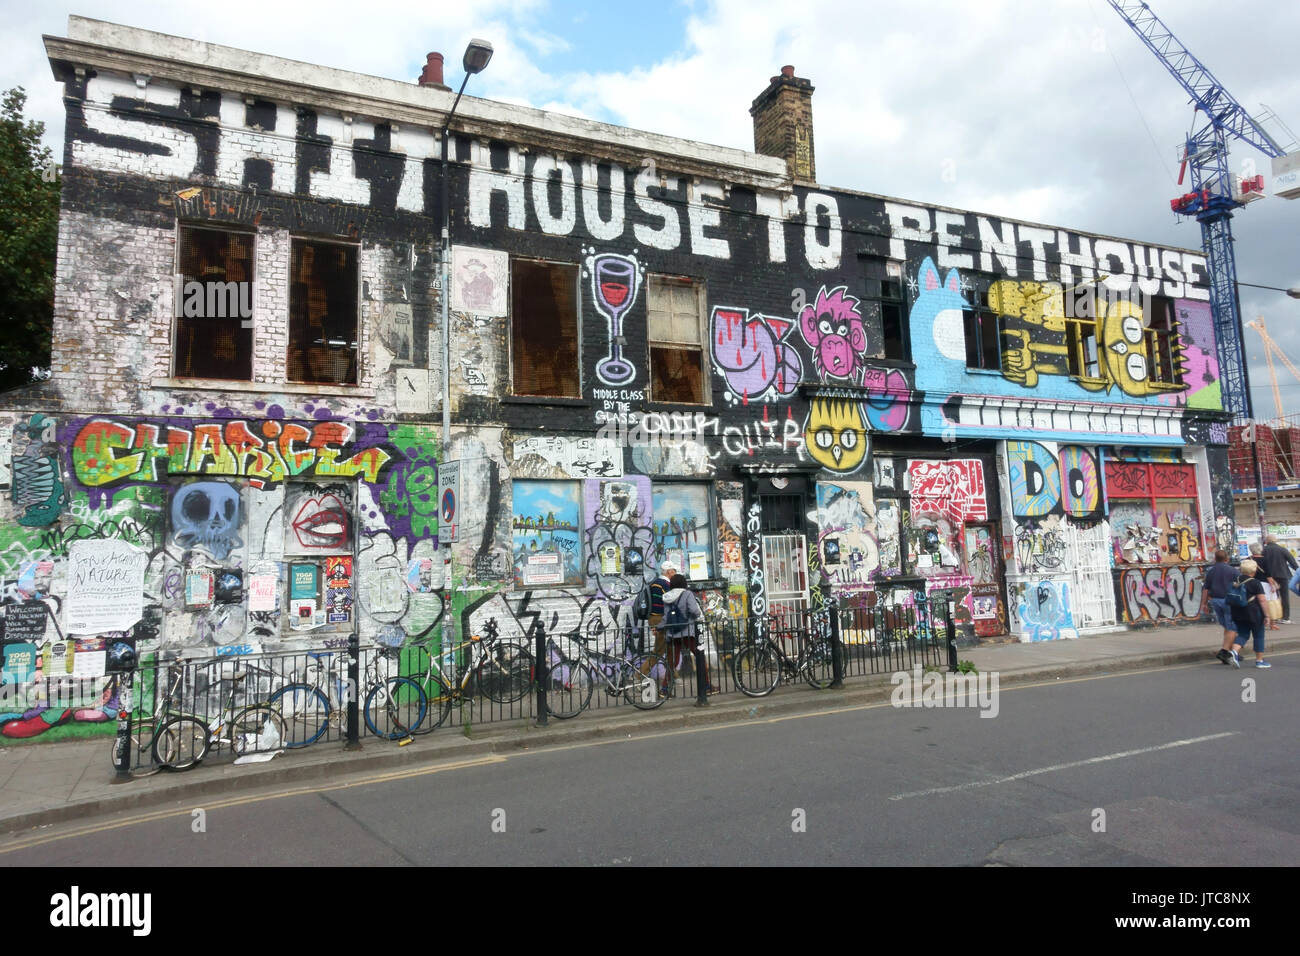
[
  {"left": 663, "top": 595, "right": 691, "bottom": 637},
  {"left": 1225, "top": 576, "right": 1250, "bottom": 610},
  {"left": 632, "top": 582, "right": 651, "bottom": 621}
]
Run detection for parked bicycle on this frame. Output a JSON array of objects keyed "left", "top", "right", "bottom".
[
  {"left": 152, "top": 663, "right": 286, "bottom": 770},
  {"left": 109, "top": 657, "right": 189, "bottom": 777},
  {"left": 541, "top": 633, "right": 671, "bottom": 719},
  {"left": 268, "top": 645, "right": 418, "bottom": 747},
  {"left": 367, "top": 619, "right": 533, "bottom": 737},
  {"left": 732, "top": 616, "right": 834, "bottom": 698}
]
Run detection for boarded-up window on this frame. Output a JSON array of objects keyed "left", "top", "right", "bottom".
[
  {"left": 175, "top": 226, "right": 254, "bottom": 380},
  {"left": 512, "top": 259, "right": 580, "bottom": 397},
  {"left": 648, "top": 275, "right": 706, "bottom": 404},
  {"left": 288, "top": 239, "right": 358, "bottom": 385}
]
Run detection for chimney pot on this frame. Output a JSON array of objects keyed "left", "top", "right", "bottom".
[
  {"left": 781, "top": 65, "right": 795, "bottom": 77},
  {"left": 418, "top": 52, "right": 449, "bottom": 90}
]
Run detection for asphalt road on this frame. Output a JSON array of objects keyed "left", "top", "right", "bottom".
[{"left": 3, "top": 653, "right": 1296, "bottom": 866}]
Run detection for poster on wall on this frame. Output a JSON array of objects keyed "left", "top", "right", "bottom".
[
  {"left": 450, "top": 245, "right": 509, "bottom": 316},
  {"left": 65, "top": 539, "right": 148, "bottom": 634},
  {"left": 406, "top": 558, "right": 438, "bottom": 593},
  {"left": 523, "top": 552, "right": 563, "bottom": 586},
  {"left": 185, "top": 570, "right": 214, "bottom": 608},
  {"left": 1, "top": 643, "right": 36, "bottom": 684},
  {"left": 325, "top": 556, "right": 353, "bottom": 625},
  {"left": 4, "top": 602, "right": 49, "bottom": 644},
  {"left": 248, "top": 574, "right": 279, "bottom": 612},
  {"left": 291, "top": 600, "right": 322, "bottom": 631},
  {"left": 73, "top": 637, "right": 107, "bottom": 678},
  {"left": 290, "top": 563, "right": 319, "bottom": 602},
  {"left": 689, "top": 551, "right": 710, "bottom": 580},
  {"left": 721, "top": 540, "right": 742, "bottom": 572}
]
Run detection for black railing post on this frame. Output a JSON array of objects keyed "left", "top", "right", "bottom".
[
  {"left": 345, "top": 631, "right": 361, "bottom": 749},
  {"left": 111, "top": 669, "right": 135, "bottom": 782},
  {"left": 534, "top": 620, "right": 548, "bottom": 726},
  {"left": 944, "top": 595, "right": 959, "bottom": 672},
  {"left": 828, "top": 603, "right": 844, "bottom": 688}
]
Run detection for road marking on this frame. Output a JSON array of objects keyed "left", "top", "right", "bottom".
[
  {"left": 0, "top": 754, "right": 505, "bottom": 854},
  {"left": 887, "top": 732, "right": 1238, "bottom": 801}
]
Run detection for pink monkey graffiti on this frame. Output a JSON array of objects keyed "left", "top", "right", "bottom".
[{"left": 799, "top": 286, "right": 869, "bottom": 384}]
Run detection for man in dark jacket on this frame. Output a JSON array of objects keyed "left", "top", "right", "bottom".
[
  {"left": 1204, "top": 550, "right": 1238, "bottom": 664},
  {"left": 1260, "top": 535, "right": 1298, "bottom": 623}
]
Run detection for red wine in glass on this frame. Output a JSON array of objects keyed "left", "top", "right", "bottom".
[{"left": 594, "top": 255, "right": 637, "bottom": 385}]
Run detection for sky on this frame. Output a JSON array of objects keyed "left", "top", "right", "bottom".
[{"left": 3, "top": 0, "right": 1298, "bottom": 417}]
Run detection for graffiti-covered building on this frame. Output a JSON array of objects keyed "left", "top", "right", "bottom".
[{"left": 0, "top": 17, "right": 1234, "bottom": 739}]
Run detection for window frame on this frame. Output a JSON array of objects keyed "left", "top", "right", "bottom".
[
  {"left": 509, "top": 256, "right": 582, "bottom": 399},
  {"left": 172, "top": 222, "right": 257, "bottom": 382},
  {"left": 287, "top": 234, "right": 362, "bottom": 387},
  {"left": 1144, "top": 294, "right": 1183, "bottom": 389},
  {"left": 961, "top": 272, "right": 1002, "bottom": 372},
  {"left": 511, "top": 478, "right": 585, "bottom": 588},
  {"left": 646, "top": 273, "right": 710, "bottom": 406},
  {"left": 861, "top": 256, "right": 910, "bottom": 363},
  {"left": 650, "top": 480, "right": 717, "bottom": 581}
]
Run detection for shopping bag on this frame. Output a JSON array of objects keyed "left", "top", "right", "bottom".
[{"left": 1263, "top": 582, "right": 1283, "bottom": 620}]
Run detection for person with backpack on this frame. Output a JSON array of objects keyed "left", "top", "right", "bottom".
[
  {"left": 635, "top": 562, "right": 676, "bottom": 681},
  {"left": 1224, "top": 558, "right": 1272, "bottom": 669},
  {"left": 1261, "top": 534, "right": 1298, "bottom": 624},
  {"left": 1205, "top": 550, "right": 1239, "bottom": 664},
  {"left": 661, "top": 572, "right": 711, "bottom": 707}
]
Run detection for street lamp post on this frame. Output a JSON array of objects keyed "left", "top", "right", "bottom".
[{"left": 439, "top": 39, "right": 492, "bottom": 657}]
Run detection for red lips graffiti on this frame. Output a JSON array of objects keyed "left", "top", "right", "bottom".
[{"left": 291, "top": 494, "right": 350, "bottom": 549}]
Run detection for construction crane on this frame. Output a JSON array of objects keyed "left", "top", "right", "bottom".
[
  {"left": 1245, "top": 318, "right": 1300, "bottom": 423},
  {"left": 1107, "top": 1, "right": 1291, "bottom": 423}
]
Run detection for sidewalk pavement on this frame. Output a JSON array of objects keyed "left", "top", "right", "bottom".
[{"left": 1, "top": 623, "right": 1294, "bottom": 836}]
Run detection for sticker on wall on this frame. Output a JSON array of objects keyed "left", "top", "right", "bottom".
[
  {"left": 327, "top": 587, "right": 353, "bottom": 624},
  {"left": 215, "top": 569, "right": 243, "bottom": 604},
  {"left": 624, "top": 547, "right": 644, "bottom": 576},
  {"left": 406, "top": 557, "right": 438, "bottom": 593},
  {"left": 42, "top": 639, "right": 72, "bottom": 677},
  {"left": 450, "top": 245, "right": 508, "bottom": 316},
  {"left": 291, "top": 600, "right": 322, "bottom": 631},
  {"left": 326, "top": 556, "right": 353, "bottom": 588},
  {"left": 248, "top": 574, "right": 279, "bottom": 612},
  {"left": 290, "top": 563, "right": 320, "bottom": 602},
  {"left": 16, "top": 561, "right": 53, "bottom": 599},
  {"left": 65, "top": 539, "right": 148, "bottom": 635},
  {"left": 185, "top": 570, "right": 214, "bottom": 608},
  {"left": 688, "top": 551, "right": 710, "bottom": 580}
]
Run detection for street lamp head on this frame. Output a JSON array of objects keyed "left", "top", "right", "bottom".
[
  {"left": 463, "top": 39, "right": 493, "bottom": 75},
  {"left": 1287, "top": 287, "right": 1300, "bottom": 300}
]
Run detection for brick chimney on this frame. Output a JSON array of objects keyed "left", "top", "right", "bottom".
[
  {"left": 750, "top": 65, "right": 815, "bottom": 183},
  {"left": 417, "top": 53, "right": 450, "bottom": 91}
]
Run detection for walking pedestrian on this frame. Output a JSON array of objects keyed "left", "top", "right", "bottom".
[
  {"left": 1227, "top": 558, "right": 1271, "bottom": 669},
  {"left": 1204, "top": 550, "right": 1239, "bottom": 664},
  {"left": 1260, "top": 534, "right": 1298, "bottom": 623},
  {"left": 638, "top": 561, "right": 676, "bottom": 682},
  {"left": 662, "top": 572, "right": 711, "bottom": 706}
]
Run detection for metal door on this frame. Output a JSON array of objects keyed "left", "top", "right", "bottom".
[
  {"left": 1066, "top": 520, "right": 1117, "bottom": 628},
  {"left": 762, "top": 533, "right": 809, "bottom": 622}
]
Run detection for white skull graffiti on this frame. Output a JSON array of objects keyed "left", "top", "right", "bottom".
[{"left": 171, "top": 482, "right": 243, "bottom": 560}]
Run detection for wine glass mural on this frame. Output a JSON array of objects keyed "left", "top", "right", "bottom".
[{"left": 586, "top": 251, "right": 643, "bottom": 386}]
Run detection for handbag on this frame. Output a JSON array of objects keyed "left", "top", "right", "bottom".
[{"left": 1263, "top": 582, "right": 1283, "bottom": 621}]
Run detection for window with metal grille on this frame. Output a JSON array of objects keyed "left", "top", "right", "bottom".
[
  {"left": 512, "top": 259, "right": 580, "bottom": 397},
  {"left": 962, "top": 273, "right": 1001, "bottom": 371},
  {"left": 648, "top": 275, "right": 707, "bottom": 404},
  {"left": 288, "top": 239, "right": 358, "bottom": 385},
  {"left": 759, "top": 493, "right": 805, "bottom": 534},
  {"left": 174, "top": 225, "right": 254, "bottom": 380}
]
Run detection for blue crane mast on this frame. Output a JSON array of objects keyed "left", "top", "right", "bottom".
[{"left": 1107, "top": 1, "right": 1286, "bottom": 422}]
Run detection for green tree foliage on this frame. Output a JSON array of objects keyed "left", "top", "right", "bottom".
[{"left": 0, "top": 87, "right": 60, "bottom": 391}]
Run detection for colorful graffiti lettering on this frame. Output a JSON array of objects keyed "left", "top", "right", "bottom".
[
  {"left": 70, "top": 419, "right": 392, "bottom": 491},
  {"left": 907, "top": 459, "right": 987, "bottom": 525},
  {"left": 1120, "top": 565, "right": 1206, "bottom": 624}
]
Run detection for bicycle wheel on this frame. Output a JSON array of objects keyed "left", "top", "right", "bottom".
[
  {"left": 623, "top": 654, "right": 669, "bottom": 710},
  {"left": 229, "top": 705, "right": 288, "bottom": 756},
  {"left": 152, "top": 716, "right": 209, "bottom": 770},
  {"left": 477, "top": 642, "right": 534, "bottom": 705},
  {"left": 802, "top": 638, "right": 835, "bottom": 690},
  {"left": 733, "top": 642, "right": 781, "bottom": 698},
  {"left": 545, "top": 654, "right": 594, "bottom": 719},
  {"left": 266, "top": 683, "right": 330, "bottom": 748},
  {"left": 109, "top": 724, "right": 161, "bottom": 777},
  {"left": 364, "top": 677, "right": 427, "bottom": 739},
  {"left": 410, "top": 675, "right": 454, "bottom": 735}
]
